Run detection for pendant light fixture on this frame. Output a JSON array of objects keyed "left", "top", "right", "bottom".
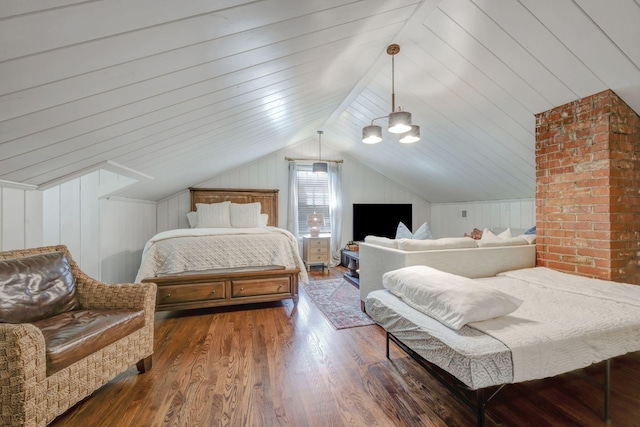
[
  {"left": 362, "top": 44, "right": 420, "bottom": 144},
  {"left": 312, "top": 130, "right": 328, "bottom": 173}
]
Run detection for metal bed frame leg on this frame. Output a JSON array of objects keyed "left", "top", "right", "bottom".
[
  {"left": 476, "top": 389, "right": 486, "bottom": 427},
  {"left": 604, "top": 359, "right": 611, "bottom": 424}
]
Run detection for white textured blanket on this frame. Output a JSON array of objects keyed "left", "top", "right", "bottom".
[
  {"left": 472, "top": 267, "right": 640, "bottom": 383},
  {"left": 135, "top": 227, "right": 309, "bottom": 284}
]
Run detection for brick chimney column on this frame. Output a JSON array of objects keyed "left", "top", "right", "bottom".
[{"left": 535, "top": 90, "right": 640, "bottom": 284}]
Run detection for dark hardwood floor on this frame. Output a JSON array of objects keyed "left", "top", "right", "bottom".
[{"left": 51, "top": 266, "right": 640, "bottom": 426}]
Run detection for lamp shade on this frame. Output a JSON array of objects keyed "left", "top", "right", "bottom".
[
  {"left": 388, "top": 111, "right": 412, "bottom": 134},
  {"left": 362, "top": 125, "right": 382, "bottom": 144},
  {"left": 312, "top": 162, "right": 328, "bottom": 173},
  {"left": 399, "top": 125, "right": 420, "bottom": 143}
]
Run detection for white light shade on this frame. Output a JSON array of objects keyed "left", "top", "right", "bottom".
[
  {"left": 312, "top": 162, "right": 328, "bottom": 173},
  {"left": 399, "top": 125, "right": 420, "bottom": 143},
  {"left": 362, "top": 125, "right": 382, "bottom": 144},
  {"left": 388, "top": 111, "right": 412, "bottom": 134}
]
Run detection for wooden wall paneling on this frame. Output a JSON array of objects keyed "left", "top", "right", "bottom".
[
  {"left": 24, "top": 190, "right": 43, "bottom": 248},
  {"left": 167, "top": 196, "right": 180, "bottom": 231},
  {"left": 1, "top": 188, "right": 25, "bottom": 251},
  {"left": 80, "top": 172, "right": 101, "bottom": 278},
  {"left": 42, "top": 186, "right": 61, "bottom": 245},
  {"left": 156, "top": 200, "right": 169, "bottom": 233},
  {"left": 100, "top": 198, "right": 156, "bottom": 283},
  {"left": 59, "top": 180, "right": 81, "bottom": 260}
]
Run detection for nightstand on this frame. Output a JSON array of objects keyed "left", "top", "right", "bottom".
[{"left": 302, "top": 235, "right": 331, "bottom": 272}]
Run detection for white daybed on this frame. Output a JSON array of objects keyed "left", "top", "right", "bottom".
[{"left": 365, "top": 266, "right": 640, "bottom": 427}]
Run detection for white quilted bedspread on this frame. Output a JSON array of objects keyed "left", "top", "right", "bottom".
[
  {"left": 135, "top": 227, "right": 309, "bottom": 284},
  {"left": 472, "top": 267, "right": 640, "bottom": 383}
]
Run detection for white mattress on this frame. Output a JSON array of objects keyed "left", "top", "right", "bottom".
[{"left": 135, "top": 226, "right": 309, "bottom": 284}]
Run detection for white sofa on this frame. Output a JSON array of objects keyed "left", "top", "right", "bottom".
[{"left": 359, "top": 236, "right": 536, "bottom": 309}]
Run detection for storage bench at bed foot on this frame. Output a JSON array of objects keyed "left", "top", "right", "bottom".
[
  {"left": 157, "top": 282, "right": 225, "bottom": 306},
  {"left": 232, "top": 277, "right": 291, "bottom": 298},
  {"left": 142, "top": 266, "right": 300, "bottom": 311}
]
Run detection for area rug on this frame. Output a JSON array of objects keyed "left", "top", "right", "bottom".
[{"left": 303, "top": 278, "right": 375, "bottom": 329}]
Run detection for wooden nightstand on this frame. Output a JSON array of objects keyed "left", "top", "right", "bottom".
[{"left": 302, "top": 235, "right": 331, "bottom": 272}]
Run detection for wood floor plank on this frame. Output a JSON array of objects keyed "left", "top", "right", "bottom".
[{"left": 49, "top": 266, "right": 640, "bottom": 427}]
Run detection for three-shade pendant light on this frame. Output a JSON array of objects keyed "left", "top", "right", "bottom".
[{"left": 362, "top": 44, "right": 420, "bottom": 144}]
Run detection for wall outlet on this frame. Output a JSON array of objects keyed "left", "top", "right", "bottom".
[{"left": 462, "top": 210, "right": 467, "bottom": 218}]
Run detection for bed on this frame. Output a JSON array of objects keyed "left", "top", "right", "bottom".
[
  {"left": 365, "top": 266, "right": 640, "bottom": 426},
  {"left": 135, "top": 188, "right": 308, "bottom": 309}
]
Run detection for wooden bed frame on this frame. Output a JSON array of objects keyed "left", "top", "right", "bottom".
[
  {"left": 143, "top": 188, "right": 299, "bottom": 311},
  {"left": 190, "top": 187, "right": 278, "bottom": 227}
]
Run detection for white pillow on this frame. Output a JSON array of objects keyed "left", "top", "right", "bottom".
[
  {"left": 196, "top": 202, "right": 231, "bottom": 228},
  {"left": 396, "top": 222, "right": 432, "bottom": 240},
  {"left": 481, "top": 228, "right": 498, "bottom": 240},
  {"left": 186, "top": 211, "right": 198, "bottom": 228},
  {"left": 520, "top": 234, "right": 536, "bottom": 244},
  {"left": 397, "top": 237, "right": 477, "bottom": 251},
  {"left": 497, "top": 227, "right": 512, "bottom": 239},
  {"left": 383, "top": 265, "right": 523, "bottom": 330},
  {"left": 230, "top": 202, "right": 261, "bottom": 228},
  {"left": 259, "top": 213, "right": 269, "bottom": 227}
]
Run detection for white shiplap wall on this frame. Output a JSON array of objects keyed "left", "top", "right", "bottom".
[
  {"left": 42, "top": 170, "right": 156, "bottom": 282},
  {"left": 157, "top": 139, "right": 432, "bottom": 248},
  {"left": 0, "top": 186, "right": 43, "bottom": 251},
  {"left": 430, "top": 199, "right": 535, "bottom": 238}
]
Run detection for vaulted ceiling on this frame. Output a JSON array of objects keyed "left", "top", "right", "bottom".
[{"left": 1, "top": 0, "right": 639, "bottom": 203}]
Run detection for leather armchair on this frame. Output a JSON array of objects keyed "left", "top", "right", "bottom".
[{"left": 0, "top": 245, "right": 156, "bottom": 426}]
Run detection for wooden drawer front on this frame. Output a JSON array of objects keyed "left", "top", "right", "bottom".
[
  {"left": 307, "top": 253, "right": 329, "bottom": 262},
  {"left": 231, "top": 277, "right": 291, "bottom": 298},
  {"left": 308, "top": 239, "right": 329, "bottom": 250},
  {"left": 157, "top": 282, "right": 225, "bottom": 305}
]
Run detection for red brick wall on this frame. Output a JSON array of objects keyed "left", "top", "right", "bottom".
[{"left": 535, "top": 90, "right": 640, "bottom": 284}]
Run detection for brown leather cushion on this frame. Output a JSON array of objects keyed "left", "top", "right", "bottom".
[
  {"left": 0, "top": 251, "right": 80, "bottom": 323},
  {"left": 31, "top": 309, "right": 145, "bottom": 376}
]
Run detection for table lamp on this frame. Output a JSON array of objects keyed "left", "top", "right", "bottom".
[{"left": 307, "top": 213, "right": 324, "bottom": 237}]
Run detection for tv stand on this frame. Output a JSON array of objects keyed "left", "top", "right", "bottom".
[{"left": 342, "top": 250, "right": 359, "bottom": 288}]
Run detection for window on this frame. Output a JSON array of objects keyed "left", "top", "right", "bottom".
[{"left": 296, "top": 165, "right": 331, "bottom": 235}]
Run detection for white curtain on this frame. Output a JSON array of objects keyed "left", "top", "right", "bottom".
[
  {"left": 328, "top": 162, "right": 343, "bottom": 267},
  {"left": 287, "top": 161, "right": 300, "bottom": 239}
]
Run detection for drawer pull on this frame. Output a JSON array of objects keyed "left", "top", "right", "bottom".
[
  {"left": 211, "top": 290, "right": 216, "bottom": 294},
  {"left": 240, "top": 287, "right": 244, "bottom": 291},
  {"left": 165, "top": 293, "right": 171, "bottom": 298}
]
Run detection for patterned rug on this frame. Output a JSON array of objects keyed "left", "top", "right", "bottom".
[{"left": 303, "top": 278, "right": 376, "bottom": 329}]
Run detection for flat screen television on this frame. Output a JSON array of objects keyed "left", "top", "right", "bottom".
[{"left": 352, "top": 203, "right": 412, "bottom": 242}]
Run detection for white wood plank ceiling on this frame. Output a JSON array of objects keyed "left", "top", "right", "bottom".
[{"left": 1, "top": 0, "right": 639, "bottom": 202}]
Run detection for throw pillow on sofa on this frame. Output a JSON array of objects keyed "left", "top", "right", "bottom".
[{"left": 396, "top": 222, "right": 432, "bottom": 240}]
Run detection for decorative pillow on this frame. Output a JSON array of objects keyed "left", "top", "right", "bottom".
[
  {"left": 196, "top": 201, "right": 231, "bottom": 228},
  {"left": 497, "top": 227, "right": 512, "bottom": 239},
  {"left": 395, "top": 222, "right": 432, "bottom": 240},
  {"left": 383, "top": 265, "right": 523, "bottom": 330},
  {"left": 396, "top": 222, "right": 413, "bottom": 239},
  {"left": 524, "top": 226, "right": 536, "bottom": 235},
  {"left": 259, "top": 213, "right": 269, "bottom": 227},
  {"left": 364, "top": 235, "right": 398, "bottom": 248},
  {"left": 0, "top": 252, "right": 80, "bottom": 324},
  {"left": 520, "top": 234, "right": 536, "bottom": 244},
  {"left": 480, "top": 228, "right": 497, "bottom": 240},
  {"left": 397, "top": 237, "right": 477, "bottom": 251},
  {"left": 230, "top": 202, "right": 261, "bottom": 228},
  {"left": 186, "top": 211, "right": 198, "bottom": 228}
]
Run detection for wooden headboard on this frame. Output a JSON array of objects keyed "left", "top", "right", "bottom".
[{"left": 189, "top": 188, "right": 279, "bottom": 227}]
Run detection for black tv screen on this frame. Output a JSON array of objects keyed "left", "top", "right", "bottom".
[{"left": 353, "top": 204, "right": 412, "bottom": 242}]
